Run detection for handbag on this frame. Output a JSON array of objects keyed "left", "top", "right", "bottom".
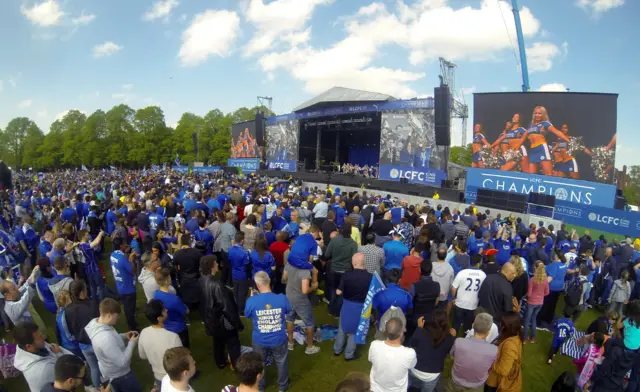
[{"left": 0, "top": 340, "right": 19, "bottom": 379}]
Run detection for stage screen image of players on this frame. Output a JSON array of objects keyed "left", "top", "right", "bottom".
[
  {"left": 266, "top": 120, "right": 300, "bottom": 161},
  {"left": 379, "top": 109, "right": 446, "bottom": 170},
  {"left": 231, "top": 121, "right": 259, "bottom": 159},
  {"left": 473, "top": 92, "right": 617, "bottom": 184}
]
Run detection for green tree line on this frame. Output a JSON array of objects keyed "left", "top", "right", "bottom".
[{"left": 0, "top": 104, "right": 274, "bottom": 170}]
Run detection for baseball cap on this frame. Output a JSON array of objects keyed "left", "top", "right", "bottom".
[{"left": 485, "top": 249, "right": 498, "bottom": 256}]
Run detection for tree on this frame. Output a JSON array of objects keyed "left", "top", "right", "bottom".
[
  {"left": 624, "top": 165, "right": 640, "bottom": 206},
  {"left": 450, "top": 144, "right": 473, "bottom": 167},
  {"left": 105, "top": 105, "right": 135, "bottom": 166},
  {"left": 21, "top": 123, "right": 44, "bottom": 169},
  {"left": 59, "top": 110, "right": 87, "bottom": 166},
  {"left": 173, "top": 113, "right": 205, "bottom": 164},
  {"left": 3, "top": 117, "right": 34, "bottom": 169},
  {"left": 79, "top": 110, "right": 108, "bottom": 167}
]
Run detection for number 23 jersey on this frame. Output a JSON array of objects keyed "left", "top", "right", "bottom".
[{"left": 452, "top": 268, "right": 487, "bottom": 310}]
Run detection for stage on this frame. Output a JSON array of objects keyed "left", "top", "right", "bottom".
[{"left": 256, "top": 169, "right": 463, "bottom": 201}]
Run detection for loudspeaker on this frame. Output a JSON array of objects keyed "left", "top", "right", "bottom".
[
  {"left": 476, "top": 188, "right": 527, "bottom": 213},
  {"left": 223, "top": 166, "right": 237, "bottom": 175},
  {"left": 434, "top": 87, "right": 451, "bottom": 146},
  {"left": 255, "top": 112, "right": 265, "bottom": 146},
  {"left": 528, "top": 192, "right": 556, "bottom": 207},
  {"left": 400, "top": 178, "right": 409, "bottom": 184},
  {"left": 192, "top": 133, "right": 198, "bottom": 156},
  {"left": 0, "top": 162, "right": 11, "bottom": 190},
  {"left": 615, "top": 195, "right": 627, "bottom": 210}
]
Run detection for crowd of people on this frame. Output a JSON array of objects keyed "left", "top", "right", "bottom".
[
  {"left": 337, "top": 164, "right": 378, "bottom": 178},
  {"left": 0, "top": 168, "right": 639, "bottom": 392}
]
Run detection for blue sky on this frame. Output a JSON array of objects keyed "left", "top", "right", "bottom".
[{"left": 0, "top": 0, "right": 637, "bottom": 168}]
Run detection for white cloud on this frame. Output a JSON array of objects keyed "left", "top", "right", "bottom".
[
  {"left": 253, "top": 0, "right": 545, "bottom": 98},
  {"left": 93, "top": 42, "right": 122, "bottom": 58},
  {"left": 55, "top": 109, "right": 87, "bottom": 122},
  {"left": 538, "top": 83, "right": 567, "bottom": 92},
  {"left": 122, "top": 84, "right": 134, "bottom": 91},
  {"left": 178, "top": 10, "right": 240, "bottom": 67},
  {"left": 143, "top": 0, "right": 180, "bottom": 21},
  {"left": 526, "top": 42, "right": 561, "bottom": 72},
  {"left": 21, "top": 0, "right": 65, "bottom": 27},
  {"left": 18, "top": 99, "right": 33, "bottom": 109},
  {"left": 112, "top": 93, "right": 135, "bottom": 103},
  {"left": 576, "top": 0, "right": 624, "bottom": 14},
  {"left": 72, "top": 13, "right": 96, "bottom": 25},
  {"left": 243, "top": 0, "right": 333, "bottom": 55},
  {"left": 37, "top": 110, "right": 48, "bottom": 118},
  {"left": 8, "top": 73, "right": 20, "bottom": 88}
]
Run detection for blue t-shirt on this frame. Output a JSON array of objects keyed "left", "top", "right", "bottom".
[
  {"left": 383, "top": 240, "right": 409, "bottom": 271},
  {"left": 228, "top": 244, "right": 250, "bottom": 280},
  {"left": 558, "top": 240, "right": 571, "bottom": 254},
  {"left": 469, "top": 240, "right": 488, "bottom": 257},
  {"left": 265, "top": 231, "right": 276, "bottom": 247},
  {"left": 39, "top": 240, "right": 52, "bottom": 258},
  {"left": 106, "top": 210, "right": 117, "bottom": 234},
  {"left": 546, "top": 261, "right": 568, "bottom": 292},
  {"left": 552, "top": 318, "right": 575, "bottom": 348},
  {"left": 194, "top": 229, "right": 214, "bottom": 255},
  {"left": 373, "top": 284, "right": 413, "bottom": 316},
  {"left": 250, "top": 250, "right": 276, "bottom": 277},
  {"left": 184, "top": 218, "right": 199, "bottom": 234},
  {"left": 287, "top": 233, "right": 317, "bottom": 270},
  {"left": 154, "top": 290, "right": 187, "bottom": 334},
  {"left": 492, "top": 239, "right": 514, "bottom": 265},
  {"left": 624, "top": 318, "right": 640, "bottom": 350},
  {"left": 110, "top": 250, "right": 136, "bottom": 295},
  {"left": 245, "top": 292, "right": 291, "bottom": 347}
]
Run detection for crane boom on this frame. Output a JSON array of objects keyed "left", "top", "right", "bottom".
[{"left": 511, "top": 0, "right": 530, "bottom": 92}]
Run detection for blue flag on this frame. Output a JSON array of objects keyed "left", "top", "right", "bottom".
[
  {"left": 110, "top": 165, "right": 116, "bottom": 171},
  {"left": 355, "top": 272, "right": 386, "bottom": 344},
  {"left": 175, "top": 154, "right": 181, "bottom": 166},
  {"left": 81, "top": 164, "right": 88, "bottom": 172}
]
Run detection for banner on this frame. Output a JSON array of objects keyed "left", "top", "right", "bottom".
[
  {"left": 553, "top": 202, "right": 640, "bottom": 238},
  {"left": 355, "top": 272, "right": 386, "bottom": 344},
  {"left": 231, "top": 121, "right": 259, "bottom": 159},
  {"left": 266, "top": 119, "right": 299, "bottom": 167},
  {"left": 473, "top": 92, "right": 617, "bottom": 184},
  {"left": 227, "top": 158, "right": 259, "bottom": 173},
  {"left": 465, "top": 168, "right": 616, "bottom": 208},
  {"left": 267, "top": 160, "right": 296, "bottom": 172},
  {"left": 173, "top": 165, "right": 221, "bottom": 174},
  {"left": 266, "top": 98, "right": 434, "bottom": 124},
  {"left": 379, "top": 164, "right": 446, "bottom": 187}
]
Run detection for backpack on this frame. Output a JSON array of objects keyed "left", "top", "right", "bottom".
[{"left": 565, "top": 277, "right": 583, "bottom": 307}]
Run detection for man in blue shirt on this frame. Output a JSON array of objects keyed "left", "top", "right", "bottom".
[
  {"left": 39, "top": 230, "right": 54, "bottom": 260},
  {"left": 373, "top": 269, "right": 413, "bottom": 317},
  {"left": 184, "top": 210, "right": 199, "bottom": 234},
  {"left": 286, "top": 227, "right": 318, "bottom": 270},
  {"left": 382, "top": 233, "right": 409, "bottom": 273},
  {"left": 492, "top": 227, "right": 515, "bottom": 265},
  {"left": 228, "top": 232, "right": 250, "bottom": 315},
  {"left": 245, "top": 271, "right": 291, "bottom": 392},
  {"left": 194, "top": 217, "right": 214, "bottom": 255},
  {"left": 148, "top": 206, "right": 165, "bottom": 239},
  {"left": 468, "top": 231, "right": 489, "bottom": 257},
  {"left": 538, "top": 250, "right": 568, "bottom": 327},
  {"left": 269, "top": 208, "right": 288, "bottom": 232},
  {"left": 110, "top": 238, "right": 138, "bottom": 331},
  {"left": 105, "top": 205, "right": 117, "bottom": 235}
]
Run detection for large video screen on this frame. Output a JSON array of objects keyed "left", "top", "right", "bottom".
[
  {"left": 379, "top": 109, "right": 443, "bottom": 168},
  {"left": 231, "top": 121, "right": 258, "bottom": 159},
  {"left": 266, "top": 120, "right": 299, "bottom": 161},
  {"left": 473, "top": 92, "right": 618, "bottom": 184}
]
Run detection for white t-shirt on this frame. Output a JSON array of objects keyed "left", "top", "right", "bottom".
[
  {"left": 244, "top": 204, "right": 254, "bottom": 217},
  {"left": 564, "top": 252, "right": 578, "bottom": 267},
  {"left": 368, "top": 340, "right": 417, "bottom": 392},
  {"left": 139, "top": 327, "right": 182, "bottom": 381},
  {"left": 161, "top": 374, "right": 194, "bottom": 392},
  {"left": 452, "top": 268, "right": 487, "bottom": 310},
  {"left": 465, "top": 323, "right": 500, "bottom": 344},
  {"left": 194, "top": 184, "right": 201, "bottom": 194}
]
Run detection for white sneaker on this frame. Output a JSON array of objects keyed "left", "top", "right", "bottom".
[
  {"left": 288, "top": 342, "right": 294, "bottom": 351},
  {"left": 305, "top": 345, "right": 320, "bottom": 355},
  {"left": 85, "top": 386, "right": 98, "bottom": 392}
]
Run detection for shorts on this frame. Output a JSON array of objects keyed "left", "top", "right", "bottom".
[
  {"left": 529, "top": 143, "right": 551, "bottom": 163},
  {"left": 553, "top": 161, "right": 566, "bottom": 172},
  {"left": 562, "top": 158, "right": 578, "bottom": 173},
  {"left": 520, "top": 145, "right": 528, "bottom": 157},
  {"left": 472, "top": 152, "right": 483, "bottom": 163},
  {"left": 286, "top": 297, "right": 315, "bottom": 328}
]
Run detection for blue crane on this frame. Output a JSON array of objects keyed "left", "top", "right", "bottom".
[{"left": 511, "top": 0, "right": 530, "bottom": 92}]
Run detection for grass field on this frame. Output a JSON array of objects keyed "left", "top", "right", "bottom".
[{"left": 1, "top": 229, "right": 610, "bottom": 392}]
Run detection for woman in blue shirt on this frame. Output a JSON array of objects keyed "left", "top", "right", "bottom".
[
  {"left": 153, "top": 268, "right": 190, "bottom": 347},
  {"left": 250, "top": 237, "right": 276, "bottom": 279},
  {"left": 54, "top": 290, "right": 81, "bottom": 357},
  {"left": 539, "top": 250, "right": 568, "bottom": 325}
]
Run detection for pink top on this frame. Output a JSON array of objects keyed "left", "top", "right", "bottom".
[{"left": 527, "top": 278, "right": 550, "bottom": 305}]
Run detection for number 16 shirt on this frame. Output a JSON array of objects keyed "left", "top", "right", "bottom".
[{"left": 452, "top": 268, "right": 487, "bottom": 311}]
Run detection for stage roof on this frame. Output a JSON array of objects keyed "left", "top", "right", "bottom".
[{"left": 293, "top": 87, "right": 395, "bottom": 112}]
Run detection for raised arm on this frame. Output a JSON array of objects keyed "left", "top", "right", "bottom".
[{"left": 546, "top": 124, "right": 570, "bottom": 142}]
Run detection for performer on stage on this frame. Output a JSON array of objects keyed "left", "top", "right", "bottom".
[
  {"left": 526, "top": 106, "right": 571, "bottom": 176},
  {"left": 551, "top": 124, "right": 591, "bottom": 179},
  {"left": 490, "top": 114, "right": 529, "bottom": 172},
  {"left": 472, "top": 124, "right": 491, "bottom": 168}
]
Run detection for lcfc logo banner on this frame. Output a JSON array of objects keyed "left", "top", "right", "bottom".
[
  {"left": 380, "top": 165, "right": 445, "bottom": 187},
  {"left": 390, "top": 169, "right": 400, "bottom": 179}
]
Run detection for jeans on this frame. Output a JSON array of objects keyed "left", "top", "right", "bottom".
[
  {"left": 328, "top": 271, "right": 344, "bottom": 316},
  {"left": 253, "top": 342, "right": 289, "bottom": 391},
  {"left": 333, "top": 321, "right": 356, "bottom": 359},
  {"left": 233, "top": 279, "right": 249, "bottom": 316},
  {"left": 88, "top": 273, "right": 105, "bottom": 303},
  {"left": 523, "top": 304, "right": 542, "bottom": 339},
  {"left": 453, "top": 306, "right": 474, "bottom": 334},
  {"left": 120, "top": 292, "right": 138, "bottom": 331},
  {"left": 410, "top": 372, "right": 440, "bottom": 392},
  {"left": 110, "top": 371, "right": 142, "bottom": 392},
  {"left": 213, "top": 330, "right": 241, "bottom": 369},
  {"left": 538, "top": 290, "right": 561, "bottom": 324},
  {"left": 609, "top": 301, "right": 625, "bottom": 317},
  {"left": 178, "top": 327, "right": 190, "bottom": 349},
  {"left": 82, "top": 346, "right": 102, "bottom": 388}
]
